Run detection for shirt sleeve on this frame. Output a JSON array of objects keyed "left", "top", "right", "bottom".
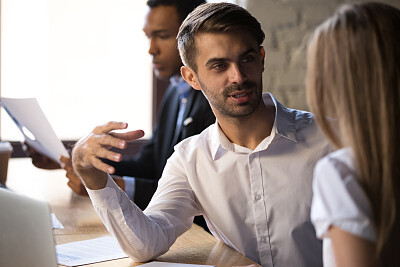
[
  {"left": 86, "top": 153, "right": 202, "bottom": 262},
  {"left": 310, "top": 153, "right": 375, "bottom": 242}
]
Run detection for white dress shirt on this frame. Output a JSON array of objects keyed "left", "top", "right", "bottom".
[
  {"left": 311, "top": 148, "right": 375, "bottom": 267},
  {"left": 87, "top": 93, "right": 331, "bottom": 266}
]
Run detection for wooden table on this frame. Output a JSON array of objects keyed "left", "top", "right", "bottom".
[{"left": 6, "top": 158, "right": 258, "bottom": 267}]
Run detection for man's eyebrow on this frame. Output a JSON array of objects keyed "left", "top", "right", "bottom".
[
  {"left": 240, "top": 48, "right": 258, "bottom": 57},
  {"left": 205, "top": 48, "right": 258, "bottom": 67},
  {"left": 205, "top": 57, "right": 228, "bottom": 67},
  {"left": 143, "top": 29, "right": 169, "bottom": 37}
]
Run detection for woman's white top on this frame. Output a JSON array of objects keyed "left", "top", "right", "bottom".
[{"left": 311, "top": 148, "right": 376, "bottom": 267}]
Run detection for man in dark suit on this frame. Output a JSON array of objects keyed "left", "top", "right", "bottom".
[
  {"left": 108, "top": 86, "right": 214, "bottom": 209},
  {"left": 94, "top": 0, "right": 214, "bottom": 211},
  {"left": 28, "top": 0, "right": 215, "bottom": 222}
]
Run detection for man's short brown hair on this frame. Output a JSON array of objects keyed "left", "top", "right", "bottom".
[{"left": 177, "top": 2, "right": 265, "bottom": 72}]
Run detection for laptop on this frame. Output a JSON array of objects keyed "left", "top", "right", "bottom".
[{"left": 0, "top": 188, "right": 57, "bottom": 267}]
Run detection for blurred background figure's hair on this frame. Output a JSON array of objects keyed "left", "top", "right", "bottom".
[{"left": 146, "top": 0, "right": 206, "bottom": 23}]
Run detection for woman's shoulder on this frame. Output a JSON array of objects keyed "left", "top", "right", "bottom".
[
  {"left": 314, "top": 148, "right": 355, "bottom": 183},
  {"left": 311, "top": 147, "right": 375, "bottom": 241}
]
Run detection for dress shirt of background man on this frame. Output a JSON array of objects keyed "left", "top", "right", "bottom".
[
  {"left": 25, "top": 0, "right": 215, "bottom": 213},
  {"left": 71, "top": 3, "right": 331, "bottom": 266}
]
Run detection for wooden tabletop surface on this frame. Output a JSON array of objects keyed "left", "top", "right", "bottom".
[{"left": 6, "top": 158, "right": 257, "bottom": 267}]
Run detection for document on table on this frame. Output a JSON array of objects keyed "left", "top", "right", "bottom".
[
  {"left": 140, "top": 262, "right": 215, "bottom": 267},
  {"left": 0, "top": 97, "right": 69, "bottom": 165},
  {"left": 51, "top": 213, "right": 64, "bottom": 229},
  {"left": 56, "top": 236, "right": 128, "bottom": 266}
]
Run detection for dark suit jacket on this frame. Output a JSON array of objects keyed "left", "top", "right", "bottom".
[{"left": 108, "top": 84, "right": 215, "bottom": 210}]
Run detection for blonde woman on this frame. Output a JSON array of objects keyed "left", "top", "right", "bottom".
[{"left": 307, "top": 2, "right": 400, "bottom": 267}]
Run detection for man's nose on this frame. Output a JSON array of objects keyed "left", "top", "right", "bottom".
[
  {"left": 229, "top": 64, "right": 247, "bottom": 84},
  {"left": 148, "top": 39, "right": 159, "bottom": 56}
]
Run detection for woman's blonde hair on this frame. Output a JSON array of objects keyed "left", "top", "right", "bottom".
[{"left": 307, "top": 2, "right": 400, "bottom": 265}]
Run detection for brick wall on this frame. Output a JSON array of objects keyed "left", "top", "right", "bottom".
[{"left": 244, "top": 0, "right": 400, "bottom": 111}]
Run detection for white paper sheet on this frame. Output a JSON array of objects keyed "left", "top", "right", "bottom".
[
  {"left": 0, "top": 98, "right": 69, "bottom": 165},
  {"left": 56, "top": 236, "right": 128, "bottom": 266},
  {"left": 140, "top": 262, "right": 214, "bottom": 267},
  {"left": 51, "top": 213, "right": 64, "bottom": 229}
]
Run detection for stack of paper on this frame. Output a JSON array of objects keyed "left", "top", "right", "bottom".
[
  {"left": 0, "top": 97, "right": 69, "bottom": 164},
  {"left": 56, "top": 236, "right": 127, "bottom": 266}
]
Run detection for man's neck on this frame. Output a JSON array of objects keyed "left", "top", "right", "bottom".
[{"left": 216, "top": 95, "right": 275, "bottom": 150}]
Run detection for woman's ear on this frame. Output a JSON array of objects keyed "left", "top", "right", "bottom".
[{"left": 181, "top": 66, "right": 201, "bottom": 90}]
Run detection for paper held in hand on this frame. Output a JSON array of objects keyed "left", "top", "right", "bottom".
[{"left": 0, "top": 97, "right": 69, "bottom": 164}]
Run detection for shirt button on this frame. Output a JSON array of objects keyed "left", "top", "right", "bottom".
[
  {"left": 254, "top": 194, "right": 262, "bottom": 201},
  {"left": 260, "top": 235, "right": 267, "bottom": 243}
]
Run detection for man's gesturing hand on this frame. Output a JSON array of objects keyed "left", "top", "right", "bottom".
[{"left": 72, "top": 121, "right": 145, "bottom": 190}]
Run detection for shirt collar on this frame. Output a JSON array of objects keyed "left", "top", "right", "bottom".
[
  {"left": 170, "top": 74, "right": 191, "bottom": 97},
  {"left": 269, "top": 93, "right": 297, "bottom": 142},
  {"left": 210, "top": 92, "right": 298, "bottom": 159}
]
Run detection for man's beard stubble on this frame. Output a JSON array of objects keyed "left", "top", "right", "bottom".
[{"left": 199, "top": 79, "right": 263, "bottom": 118}]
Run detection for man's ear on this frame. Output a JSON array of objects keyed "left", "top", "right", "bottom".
[
  {"left": 181, "top": 66, "right": 201, "bottom": 90},
  {"left": 260, "top": 46, "right": 266, "bottom": 72}
]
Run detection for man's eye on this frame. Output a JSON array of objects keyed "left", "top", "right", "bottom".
[
  {"left": 159, "top": 35, "right": 170, "bottom": 40},
  {"left": 212, "top": 63, "right": 226, "bottom": 70},
  {"left": 241, "top": 56, "right": 254, "bottom": 63}
]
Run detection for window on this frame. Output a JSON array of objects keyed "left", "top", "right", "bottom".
[{"left": 1, "top": 0, "right": 152, "bottom": 141}]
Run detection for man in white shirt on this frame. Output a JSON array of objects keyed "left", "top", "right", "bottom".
[{"left": 72, "top": 3, "right": 331, "bottom": 266}]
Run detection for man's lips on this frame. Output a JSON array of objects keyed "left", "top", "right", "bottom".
[
  {"left": 152, "top": 62, "right": 163, "bottom": 70},
  {"left": 231, "top": 92, "right": 248, "bottom": 98},
  {"left": 229, "top": 90, "right": 252, "bottom": 98},
  {"left": 229, "top": 90, "right": 252, "bottom": 103}
]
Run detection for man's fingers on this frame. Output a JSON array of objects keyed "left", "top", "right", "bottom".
[
  {"left": 67, "top": 180, "right": 88, "bottom": 196},
  {"left": 111, "top": 129, "right": 145, "bottom": 142},
  {"left": 65, "top": 165, "right": 87, "bottom": 195},
  {"left": 92, "top": 121, "right": 145, "bottom": 144},
  {"left": 92, "top": 121, "right": 128, "bottom": 135},
  {"left": 82, "top": 143, "right": 122, "bottom": 164},
  {"left": 60, "top": 156, "right": 72, "bottom": 170},
  {"left": 32, "top": 154, "right": 61, "bottom": 169},
  {"left": 90, "top": 132, "right": 128, "bottom": 150},
  {"left": 65, "top": 168, "right": 79, "bottom": 181},
  {"left": 73, "top": 122, "right": 141, "bottom": 176},
  {"left": 90, "top": 157, "right": 115, "bottom": 174},
  {"left": 60, "top": 155, "right": 71, "bottom": 164}
]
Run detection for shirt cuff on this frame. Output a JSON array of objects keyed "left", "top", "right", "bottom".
[
  {"left": 122, "top": 176, "right": 136, "bottom": 201},
  {"left": 86, "top": 174, "right": 122, "bottom": 210}
]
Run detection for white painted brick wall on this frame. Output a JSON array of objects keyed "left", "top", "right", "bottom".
[{"left": 244, "top": 0, "right": 400, "bottom": 111}]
